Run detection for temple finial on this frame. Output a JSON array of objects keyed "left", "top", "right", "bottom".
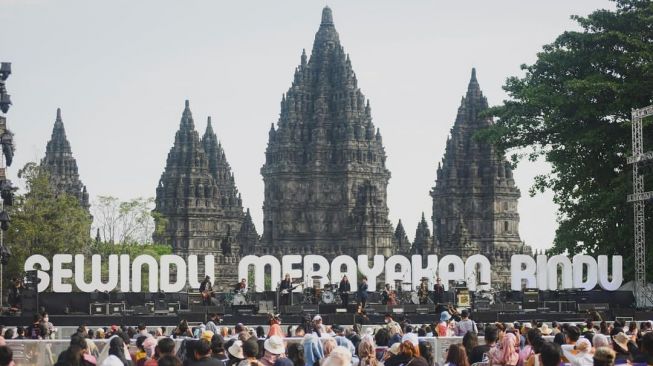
[
  {"left": 301, "top": 49, "right": 307, "bottom": 66},
  {"left": 471, "top": 67, "right": 477, "bottom": 82},
  {"left": 321, "top": 6, "right": 333, "bottom": 25},
  {"left": 56, "top": 108, "right": 62, "bottom": 121},
  {"left": 185, "top": 100, "right": 190, "bottom": 108}
]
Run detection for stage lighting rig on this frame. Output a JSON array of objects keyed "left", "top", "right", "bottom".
[{"left": 0, "top": 63, "right": 11, "bottom": 114}]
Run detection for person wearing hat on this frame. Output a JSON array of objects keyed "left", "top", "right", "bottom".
[
  {"left": 312, "top": 315, "right": 326, "bottom": 336},
  {"left": 384, "top": 333, "right": 429, "bottom": 366},
  {"left": 226, "top": 340, "right": 244, "bottom": 366},
  {"left": 238, "top": 339, "right": 262, "bottom": 366},
  {"left": 612, "top": 331, "right": 634, "bottom": 364},
  {"left": 561, "top": 338, "right": 593, "bottom": 366},
  {"left": 260, "top": 335, "right": 286, "bottom": 366},
  {"left": 539, "top": 324, "right": 552, "bottom": 336},
  {"left": 436, "top": 311, "right": 451, "bottom": 337}
]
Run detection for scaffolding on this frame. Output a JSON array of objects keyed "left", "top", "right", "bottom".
[{"left": 627, "top": 105, "right": 653, "bottom": 308}]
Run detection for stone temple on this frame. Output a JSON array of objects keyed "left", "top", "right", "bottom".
[
  {"left": 152, "top": 7, "right": 530, "bottom": 288},
  {"left": 430, "top": 69, "right": 530, "bottom": 286},
  {"left": 259, "top": 6, "right": 394, "bottom": 258},
  {"left": 41, "top": 108, "right": 90, "bottom": 211},
  {"left": 153, "top": 101, "right": 258, "bottom": 286}
]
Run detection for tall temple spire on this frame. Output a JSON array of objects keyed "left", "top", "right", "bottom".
[
  {"left": 261, "top": 7, "right": 394, "bottom": 257},
  {"left": 154, "top": 101, "right": 220, "bottom": 254},
  {"left": 41, "top": 108, "right": 90, "bottom": 210},
  {"left": 430, "top": 69, "right": 527, "bottom": 283},
  {"left": 202, "top": 115, "right": 244, "bottom": 219},
  {"left": 412, "top": 213, "right": 433, "bottom": 255}
]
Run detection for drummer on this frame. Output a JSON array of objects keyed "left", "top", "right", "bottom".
[{"left": 234, "top": 278, "right": 247, "bottom": 293}]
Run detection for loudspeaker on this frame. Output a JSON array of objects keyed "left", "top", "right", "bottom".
[
  {"left": 204, "top": 306, "right": 225, "bottom": 314},
  {"left": 145, "top": 302, "right": 155, "bottom": 313},
  {"left": 188, "top": 293, "right": 203, "bottom": 307},
  {"left": 132, "top": 305, "right": 152, "bottom": 315},
  {"left": 403, "top": 305, "right": 418, "bottom": 314},
  {"left": 90, "top": 303, "right": 107, "bottom": 315},
  {"left": 167, "top": 302, "right": 181, "bottom": 313},
  {"left": 415, "top": 305, "right": 434, "bottom": 314},
  {"left": 578, "top": 303, "right": 609, "bottom": 311},
  {"left": 522, "top": 289, "right": 539, "bottom": 310},
  {"left": 258, "top": 301, "right": 274, "bottom": 314},
  {"left": 108, "top": 303, "right": 125, "bottom": 314},
  {"left": 300, "top": 305, "right": 319, "bottom": 315},
  {"left": 282, "top": 305, "right": 303, "bottom": 314},
  {"left": 367, "top": 304, "right": 388, "bottom": 314}
]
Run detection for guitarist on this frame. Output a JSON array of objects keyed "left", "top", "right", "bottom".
[
  {"left": 280, "top": 273, "right": 292, "bottom": 306},
  {"left": 338, "top": 275, "right": 351, "bottom": 306},
  {"left": 199, "top": 275, "right": 215, "bottom": 306}
]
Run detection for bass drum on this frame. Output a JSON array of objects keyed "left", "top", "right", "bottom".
[
  {"left": 233, "top": 293, "right": 247, "bottom": 306},
  {"left": 321, "top": 290, "right": 335, "bottom": 304},
  {"left": 411, "top": 292, "right": 420, "bottom": 305}
]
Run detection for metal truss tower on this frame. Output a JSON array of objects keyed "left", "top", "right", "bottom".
[{"left": 627, "top": 105, "right": 653, "bottom": 308}]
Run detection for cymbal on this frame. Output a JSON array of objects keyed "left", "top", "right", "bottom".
[
  {"left": 311, "top": 275, "right": 322, "bottom": 279},
  {"left": 477, "top": 282, "right": 489, "bottom": 286}
]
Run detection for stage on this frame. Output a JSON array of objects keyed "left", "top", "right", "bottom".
[{"left": 0, "top": 288, "right": 638, "bottom": 328}]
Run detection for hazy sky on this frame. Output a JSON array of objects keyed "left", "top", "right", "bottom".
[{"left": 1, "top": 0, "right": 614, "bottom": 251}]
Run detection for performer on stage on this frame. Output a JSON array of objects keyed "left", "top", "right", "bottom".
[
  {"left": 199, "top": 276, "right": 215, "bottom": 306},
  {"left": 8, "top": 277, "right": 22, "bottom": 309},
  {"left": 234, "top": 278, "right": 247, "bottom": 292},
  {"left": 338, "top": 275, "right": 351, "bottom": 305},
  {"left": 433, "top": 277, "right": 445, "bottom": 304},
  {"left": 381, "top": 284, "right": 391, "bottom": 305},
  {"left": 357, "top": 276, "right": 368, "bottom": 309},
  {"left": 418, "top": 280, "right": 430, "bottom": 305},
  {"left": 280, "top": 273, "right": 292, "bottom": 306}
]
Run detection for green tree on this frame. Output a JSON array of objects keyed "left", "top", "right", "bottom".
[
  {"left": 480, "top": 0, "right": 653, "bottom": 280},
  {"left": 92, "top": 196, "right": 156, "bottom": 244},
  {"left": 4, "top": 162, "right": 91, "bottom": 280}
]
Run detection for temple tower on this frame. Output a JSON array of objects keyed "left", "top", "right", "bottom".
[
  {"left": 430, "top": 69, "right": 529, "bottom": 284},
  {"left": 260, "top": 7, "right": 394, "bottom": 257},
  {"left": 41, "top": 108, "right": 90, "bottom": 211},
  {"left": 153, "top": 101, "right": 253, "bottom": 286}
]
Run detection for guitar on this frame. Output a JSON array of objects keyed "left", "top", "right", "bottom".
[
  {"left": 202, "top": 289, "right": 215, "bottom": 300},
  {"left": 281, "top": 283, "right": 303, "bottom": 294}
]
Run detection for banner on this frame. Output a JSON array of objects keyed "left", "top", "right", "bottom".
[{"left": 24, "top": 253, "right": 623, "bottom": 293}]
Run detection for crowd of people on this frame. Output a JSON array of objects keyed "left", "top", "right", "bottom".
[{"left": 0, "top": 311, "right": 652, "bottom": 366}]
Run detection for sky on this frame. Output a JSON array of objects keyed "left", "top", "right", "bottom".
[{"left": 0, "top": 0, "right": 615, "bottom": 251}]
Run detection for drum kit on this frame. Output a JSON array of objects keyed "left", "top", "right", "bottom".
[
  {"left": 301, "top": 275, "right": 344, "bottom": 304},
  {"left": 392, "top": 279, "right": 425, "bottom": 305}
]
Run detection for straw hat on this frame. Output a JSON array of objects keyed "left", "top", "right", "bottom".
[
  {"left": 576, "top": 338, "right": 591, "bottom": 352},
  {"left": 264, "top": 335, "right": 285, "bottom": 355},
  {"left": 402, "top": 333, "right": 418, "bottom": 346},
  {"left": 228, "top": 340, "right": 244, "bottom": 359},
  {"left": 613, "top": 332, "right": 630, "bottom": 351},
  {"left": 540, "top": 324, "right": 552, "bottom": 335},
  {"left": 388, "top": 343, "right": 401, "bottom": 355},
  {"left": 201, "top": 330, "right": 214, "bottom": 342}
]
